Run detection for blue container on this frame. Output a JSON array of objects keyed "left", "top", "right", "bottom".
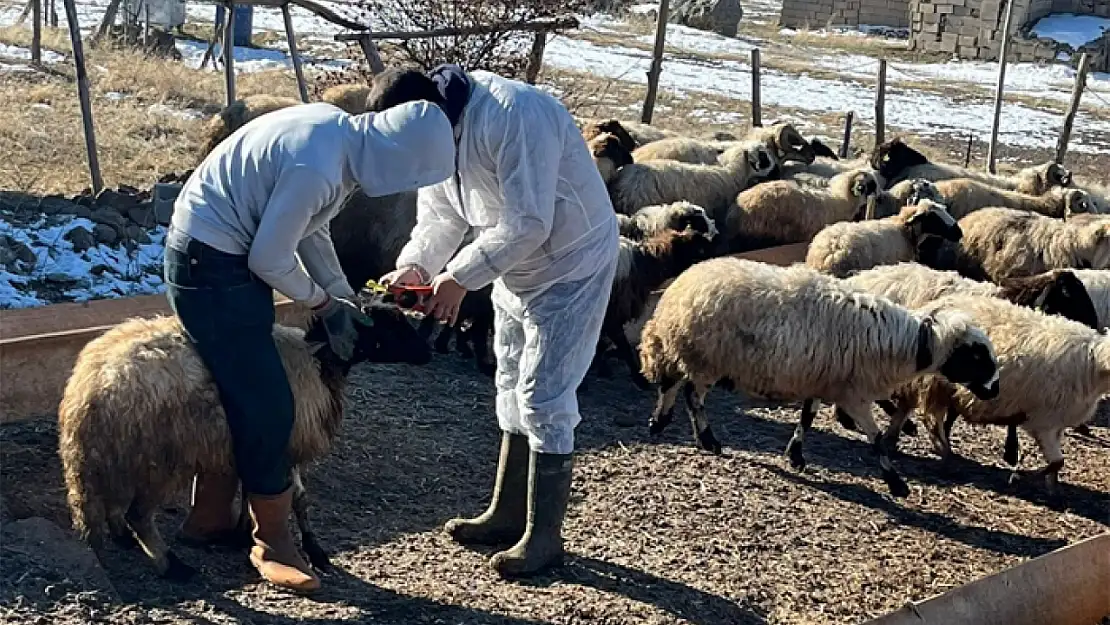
[{"left": 215, "top": 4, "right": 253, "bottom": 47}]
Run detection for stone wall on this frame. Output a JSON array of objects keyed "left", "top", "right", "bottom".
[
  {"left": 908, "top": 0, "right": 1110, "bottom": 64},
  {"left": 780, "top": 0, "right": 911, "bottom": 29}
]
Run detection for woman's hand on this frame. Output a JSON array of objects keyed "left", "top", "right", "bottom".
[
  {"left": 380, "top": 265, "right": 427, "bottom": 287},
  {"left": 425, "top": 273, "right": 468, "bottom": 326}
]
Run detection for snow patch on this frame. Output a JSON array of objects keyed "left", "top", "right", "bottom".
[{"left": 0, "top": 42, "right": 66, "bottom": 64}]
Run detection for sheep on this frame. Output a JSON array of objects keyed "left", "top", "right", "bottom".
[
  {"left": 724, "top": 168, "right": 881, "bottom": 252},
  {"left": 631, "top": 137, "right": 734, "bottom": 165},
  {"left": 842, "top": 263, "right": 1100, "bottom": 458},
  {"left": 638, "top": 256, "right": 1000, "bottom": 497},
  {"left": 806, "top": 199, "right": 963, "bottom": 277},
  {"left": 593, "top": 228, "right": 717, "bottom": 389},
  {"left": 933, "top": 178, "right": 1093, "bottom": 220},
  {"left": 417, "top": 284, "right": 495, "bottom": 377},
  {"left": 579, "top": 118, "right": 671, "bottom": 150},
  {"left": 58, "top": 301, "right": 433, "bottom": 580},
  {"left": 809, "top": 138, "right": 839, "bottom": 160},
  {"left": 198, "top": 84, "right": 372, "bottom": 158},
  {"left": 589, "top": 132, "right": 635, "bottom": 185},
  {"left": 616, "top": 201, "right": 720, "bottom": 241},
  {"left": 879, "top": 293, "right": 1110, "bottom": 496},
  {"left": 871, "top": 138, "right": 1073, "bottom": 195},
  {"left": 608, "top": 143, "right": 777, "bottom": 219},
  {"left": 743, "top": 122, "right": 817, "bottom": 165},
  {"left": 887, "top": 178, "right": 944, "bottom": 207},
  {"left": 946, "top": 208, "right": 1110, "bottom": 282}
]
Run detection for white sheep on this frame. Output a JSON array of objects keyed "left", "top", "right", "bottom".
[
  {"left": 806, "top": 199, "right": 963, "bottom": 277},
  {"left": 881, "top": 293, "right": 1110, "bottom": 496},
  {"left": 608, "top": 142, "right": 777, "bottom": 218},
  {"left": 934, "top": 178, "right": 1093, "bottom": 220},
  {"left": 724, "top": 168, "right": 881, "bottom": 251},
  {"left": 638, "top": 257, "right": 1000, "bottom": 497},
  {"left": 616, "top": 201, "right": 720, "bottom": 241},
  {"left": 58, "top": 304, "right": 432, "bottom": 580}
]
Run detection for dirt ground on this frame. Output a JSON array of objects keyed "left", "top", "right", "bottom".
[{"left": 2, "top": 344, "right": 1108, "bottom": 625}]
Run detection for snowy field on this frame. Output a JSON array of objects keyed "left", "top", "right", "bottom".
[{"left": 0, "top": 0, "right": 1109, "bottom": 308}]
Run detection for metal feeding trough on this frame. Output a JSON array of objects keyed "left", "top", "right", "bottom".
[{"left": 120, "top": 0, "right": 186, "bottom": 28}]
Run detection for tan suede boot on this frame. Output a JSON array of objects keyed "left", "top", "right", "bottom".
[
  {"left": 247, "top": 488, "right": 321, "bottom": 593},
  {"left": 179, "top": 472, "right": 242, "bottom": 547}
]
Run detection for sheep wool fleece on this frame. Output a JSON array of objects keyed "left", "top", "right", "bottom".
[{"left": 394, "top": 70, "right": 621, "bottom": 453}]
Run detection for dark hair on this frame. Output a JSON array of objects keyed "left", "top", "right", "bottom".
[{"left": 366, "top": 67, "right": 445, "bottom": 113}]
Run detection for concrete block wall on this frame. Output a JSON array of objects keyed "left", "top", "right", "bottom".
[{"left": 780, "top": 0, "right": 911, "bottom": 29}]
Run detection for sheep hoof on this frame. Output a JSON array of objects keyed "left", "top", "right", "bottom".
[
  {"left": 900, "top": 419, "right": 918, "bottom": 436},
  {"left": 884, "top": 473, "right": 911, "bottom": 499},
  {"left": 785, "top": 441, "right": 806, "bottom": 471},
  {"left": 1003, "top": 443, "right": 1020, "bottom": 467},
  {"left": 696, "top": 430, "right": 722, "bottom": 455},
  {"left": 162, "top": 552, "right": 197, "bottom": 583},
  {"left": 648, "top": 412, "right": 673, "bottom": 436}
]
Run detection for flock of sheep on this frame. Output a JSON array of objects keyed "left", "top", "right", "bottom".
[{"left": 51, "top": 82, "right": 1110, "bottom": 582}]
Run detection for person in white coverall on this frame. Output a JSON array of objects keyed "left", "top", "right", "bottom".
[
  {"left": 372, "top": 64, "right": 620, "bottom": 578},
  {"left": 165, "top": 100, "right": 456, "bottom": 593}
]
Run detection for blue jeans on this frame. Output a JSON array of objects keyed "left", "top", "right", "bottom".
[{"left": 163, "top": 231, "right": 294, "bottom": 496}]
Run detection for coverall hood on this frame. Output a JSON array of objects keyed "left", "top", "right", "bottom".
[{"left": 346, "top": 99, "right": 457, "bottom": 198}]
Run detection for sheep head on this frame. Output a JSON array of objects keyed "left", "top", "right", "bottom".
[
  {"left": 305, "top": 299, "right": 433, "bottom": 373},
  {"left": 845, "top": 170, "right": 881, "bottom": 220},
  {"left": 809, "top": 137, "right": 839, "bottom": 160},
  {"left": 904, "top": 178, "right": 943, "bottom": 206},
  {"left": 904, "top": 199, "right": 962, "bottom": 246},
  {"left": 870, "top": 138, "right": 928, "bottom": 183},
  {"left": 590, "top": 132, "right": 634, "bottom": 174},
  {"left": 998, "top": 270, "right": 1100, "bottom": 330},
  {"left": 586, "top": 119, "right": 637, "bottom": 153},
  {"left": 916, "top": 308, "right": 1000, "bottom": 400},
  {"left": 773, "top": 123, "right": 816, "bottom": 165},
  {"left": 1046, "top": 162, "right": 1073, "bottom": 188},
  {"left": 1062, "top": 188, "right": 1094, "bottom": 218},
  {"left": 745, "top": 145, "right": 777, "bottom": 180},
  {"left": 667, "top": 201, "right": 719, "bottom": 240},
  {"left": 1072, "top": 215, "right": 1110, "bottom": 269}
]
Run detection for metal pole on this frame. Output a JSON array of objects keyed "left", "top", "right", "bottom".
[
  {"left": 986, "top": 0, "right": 1016, "bottom": 174},
  {"left": 282, "top": 3, "right": 309, "bottom": 102},
  {"left": 641, "top": 0, "right": 669, "bottom": 124}
]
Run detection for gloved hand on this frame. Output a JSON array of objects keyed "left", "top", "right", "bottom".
[{"left": 312, "top": 296, "right": 373, "bottom": 361}]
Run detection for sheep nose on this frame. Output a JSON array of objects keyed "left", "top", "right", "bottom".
[{"left": 971, "top": 379, "right": 1000, "bottom": 400}]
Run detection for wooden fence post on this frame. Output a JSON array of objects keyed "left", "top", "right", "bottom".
[
  {"left": 839, "top": 111, "right": 854, "bottom": 158},
  {"left": 31, "top": 0, "right": 41, "bottom": 64},
  {"left": 986, "top": 0, "right": 1016, "bottom": 174},
  {"left": 751, "top": 48, "right": 762, "bottom": 127},
  {"left": 357, "top": 34, "right": 386, "bottom": 74},
  {"left": 61, "top": 0, "right": 103, "bottom": 193},
  {"left": 641, "top": 0, "right": 669, "bottom": 124},
  {"left": 1055, "top": 52, "right": 1090, "bottom": 164},
  {"left": 282, "top": 3, "right": 309, "bottom": 103},
  {"left": 964, "top": 132, "right": 973, "bottom": 167},
  {"left": 223, "top": 0, "right": 237, "bottom": 106},
  {"left": 874, "top": 58, "right": 887, "bottom": 149},
  {"left": 95, "top": 0, "right": 122, "bottom": 40},
  {"left": 525, "top": 30, "right": 547, "bottom": 84}
]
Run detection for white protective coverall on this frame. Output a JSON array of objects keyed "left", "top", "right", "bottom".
[{"left": 394, "top": 71, "right": 620, "bottom": 454}]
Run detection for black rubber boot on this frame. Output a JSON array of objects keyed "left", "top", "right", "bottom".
[
  {"left": 445, "top": 432, "right": 530, "bottom": 545},
  {"left": 490, "top": 451, "right": 573, "bottom": 579}
]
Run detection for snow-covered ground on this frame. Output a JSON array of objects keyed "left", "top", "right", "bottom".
[{"left": 0, "top": 215, "right": 167, "bottom": 308}]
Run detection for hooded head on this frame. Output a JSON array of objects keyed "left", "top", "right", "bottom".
[{"left": 346, "top": 99, "right": 456, "bottom": 198}]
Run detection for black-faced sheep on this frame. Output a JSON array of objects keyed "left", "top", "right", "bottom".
[
  {"left": 806, "top": 199, "right": 962, "bottom": 277},
  {"left": 743, "top": 122, "right": 817, "bottom": 166},
  {"left": 809, "top": 138, "right": 839, "bottom": 160},
  {"left": 608, "top": 143, "right": 777, "bottom": 219},
  {"left": 589, "top": 132, "right": 635, "bottom": 185},
  {"left": 639, "top": 257, "right": 1000, "bottom": 497},
  {"left": 933, "top": 178, "right": 1093, "bottom": 220},
  {"left": 579, "top": 117, "right": 670, "bottom": 150},
  {"left": 417, "top": 284, "right": 496, "bottom": 377},
  {"left": 616, "top": 201, "right": 719, "bottom": 241},
  {"left": 887, "top": 178, "right": 944, "bottom": 207},
  {"left": 58, "top": 302, "right": 432, "bottom": 580},
  {"left": 594, "top": 228, "right": 717, "bottom": 389},
  {"left": 724, "top": 168, "right": 881, "bottom": 252},
  {"left": 880, "top": 293, "right": 1110, "bottom": 496},
  {"left": 872, "top": 138, "right": 1073, "bottom": 195},
  {"left": 947, "top": 208, "right": 1110, "bottom": 282}
]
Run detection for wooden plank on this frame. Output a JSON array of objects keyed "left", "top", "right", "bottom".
[
  {"left": 356, "top": 34, "right": 385, "bottom": 74},
  {"left": 282, "top": 2, "right": 310, "bottom": 103},
  {"left": 863, "top": 533, "right": 1110, "bottom": 625},
  {"left": 524, "top": 30, "right": 547, "bottom": 84},
  {"left": 223, "top": 0, "right": 236, "bottom": 106},
  {"left": 1, "top": 294, "right": 308, "bottom": 424},
  {"left": 750, "top": 48, "right": 761, "bottom": 128},
  {"left": 1055, "top": 53, "right": 1090, "bottom": 164},
  {"left": 986, "top": 0, "right": 1016, "bottom": 174},
  {"left": 31, "top": 0, "right": 40, "bottom": 64},
  {"left": 641, "top": 0, "right": 669, "bottom": 124},
  {"left": 874, "top": 58, "right": 887, "bottom": 149},
  {"left": 334, "top": 17, "right": 578, "bottom": 42}
]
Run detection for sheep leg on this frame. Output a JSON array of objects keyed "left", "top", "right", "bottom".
[
  {"left": 926, "top": 407, "right": 957, "bottom": 461},
  {"left": 683, "top": 382, "right": 721, "bottom": 454},
  {"left": 834, "top": 406, "right": 858, "bottom": 431},
  {"left": 592, "top": 337, "right": 615, "bottom": 379},
  {"left": 126, "top": 496, "right": 196, "bottom": 582},
  {"left": 607, "top": 326, "right": 652, "bottom": 390},
  {"left": 290, "top": 469, "right": 330, "bottom": 570},
  {"left": 843, "top": 400, "right": 911, "bottom": 498},
  {"left": 456, "top": 326, "right": 475, "bottom": 359},
  {"left": 1014, "top": 428, "right": 1066, "bottom": 498},
  {"left": 1003, "top": 424, "right": 1020, "bottom": 466},
  {"left": 879, "top": 397, "right": 915, "bottom": 454},
  {"left": 880, "top": 398, "right": 919, "bottom": 436},
  {"left": 417, "top": 314, "right": 439, "bottom": 342},
  {"left": 108, "top": 511, "right": 138, "bottom": 548},
  {"left": 434, "top": 324, "right": 454, "bottom": 354},
  {"left": 648, "top": 375, "right": 682, "bottom": 435},
  {"left": 785, "top": 399, "right": 819, "bottom": 471}
]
